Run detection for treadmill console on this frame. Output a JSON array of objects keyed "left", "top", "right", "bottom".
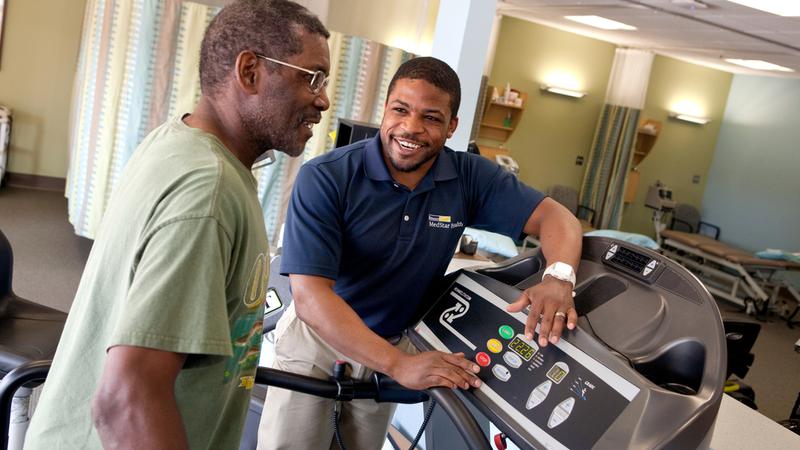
[
  {"left": 409, "top": 237, "right": 726, "bottom": 450},
  {"left": 414, "top": 274, "right": 638, "bottom": 449}
]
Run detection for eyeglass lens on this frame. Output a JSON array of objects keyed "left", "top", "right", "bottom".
[{"left": 310, "top": 71, "right": 328, "bottom": 94}]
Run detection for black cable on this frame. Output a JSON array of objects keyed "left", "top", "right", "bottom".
[
  {"left": 333, "top": 402, "right": 346, "bottom": 450},
  {"left": 409, "top": 399, "right": 437, "bottom": 449}
]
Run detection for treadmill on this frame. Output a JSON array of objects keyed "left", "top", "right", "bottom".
[
  {"left": 408, "top": 236, "right": 726, "bottom": 449},
  {"left": 241, "top": 235, "right": 726, "bottom": 450}
]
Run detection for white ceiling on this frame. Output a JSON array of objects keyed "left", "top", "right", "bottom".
[{"left": 496, "top": 0, "right": 800, "bottom": 78}]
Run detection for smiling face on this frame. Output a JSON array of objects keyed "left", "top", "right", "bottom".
[
  {"left": 379, "top": 78, "right": 458, "bottom": 185},
  {"left": 240, "top": 29, "right": 331, "bottom": 157}
]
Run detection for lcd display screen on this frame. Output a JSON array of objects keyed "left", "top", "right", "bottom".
[{"left": 509, "top": 335, "right": 536, "bottom": 361}]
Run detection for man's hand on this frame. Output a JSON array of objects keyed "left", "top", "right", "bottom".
[
  {"left": 388, "top": 351, "right": 482, "bottom": 391},
  {"left": 506, "top": 276, "right": 577, "bottom": 347}
]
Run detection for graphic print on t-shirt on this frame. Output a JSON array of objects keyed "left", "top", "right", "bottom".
[{"left": 224, "top": 253, "right": 267, "bottom": 387}]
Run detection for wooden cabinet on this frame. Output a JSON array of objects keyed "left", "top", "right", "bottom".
[
  {"left": 632, "top": 119, "right": 661, "bottom": 167},
  {"left": 624, "top": 119, "right": 662, "bottom": 203},
  {"left": 478, "top": 85, "right": 527, "bottom": 143}
]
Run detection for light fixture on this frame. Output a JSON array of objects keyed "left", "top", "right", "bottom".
[
  {"left": 726, "top": 0, "right": 800, "bottom": 17},
  {"left": 564, "top": 15, "right": 637, "bottom": 31},
  {"left": 541, "top": 85, "right": 586, "bottom": 99},
  {"left": 669, "top": 112, "right": 710, "bottom": 125},
  {"left": 724, "top": 58, "right": 794, "bottom": 72}
]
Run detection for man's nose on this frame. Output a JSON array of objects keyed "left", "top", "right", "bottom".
[
  {"left": 315, "top": 88, "right": 331, "bottom": 111},
  {"left": 402, "top": 114, "right": 424, "bottom": 134}
]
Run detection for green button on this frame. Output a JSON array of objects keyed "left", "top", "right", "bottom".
[{"left": 499, "top": 325, "right": 514, "bottom": 340}]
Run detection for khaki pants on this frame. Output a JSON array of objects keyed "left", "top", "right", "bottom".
[{"left": 257, "top": 304, "right": 417, "bottom": 450}]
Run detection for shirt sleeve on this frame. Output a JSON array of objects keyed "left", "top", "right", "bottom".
[
  {"left": 465, "top": 155, "right": 546, "bottom": 240},
  {"left": 109, "top": 217, "right": 234, "bottom": 357},
  {"left": 280, "top": 163, "right": 343, "bottom": 279}
]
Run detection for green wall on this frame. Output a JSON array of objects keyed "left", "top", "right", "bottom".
[
  {"left": 0, "top": 0, "right": 86, "bottom": 178},
  {"left": 483, "top": 16, "right": 616, "bottom": 193},
  {"left": 621, "top": 56, "right": 732, "bottom": 236}
]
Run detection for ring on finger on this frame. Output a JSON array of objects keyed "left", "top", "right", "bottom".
[{"left": 554, "top": 311, "right": 567, "bottom": 320}]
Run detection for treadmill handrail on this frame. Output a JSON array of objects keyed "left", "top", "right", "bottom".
[
  {"left": 255, "top": 367, "right": 491, "bottom": 450},
  {"left": 0, "top": 364, "right": 491, "bottom": 450},
  {"left": 0, "top": 360, "right": 51, "bottom": 450}
]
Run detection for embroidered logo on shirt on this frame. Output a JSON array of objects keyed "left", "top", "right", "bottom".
[{"left": 428, "top": 214, "right": 463, "bottom": 229}]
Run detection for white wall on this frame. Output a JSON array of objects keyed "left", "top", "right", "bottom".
[{"left": 702, "top": 74, "right": 800, "bottom": 253}]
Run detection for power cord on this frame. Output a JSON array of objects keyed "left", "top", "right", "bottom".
[
  {"left": 331, "top": 396, "right": 437, "bottom": 450},
  {"left": 333, "top": 401, "right": 346, "bottom": 450},
  {"left": 409, "top": 399, "right": 437, "bottom": 449}
]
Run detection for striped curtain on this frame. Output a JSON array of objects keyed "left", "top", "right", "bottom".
[
  {"left": 578, "top": 105, "right": 640, "bottom": 229},
  {"left": 578, "top": 49, "right": 653, "bottom": 230},
  {"left": 67, "top": 0, "right": 220, "bottom": 238},
  {"left": 66, "top": 0, "right": 413, "bottom": 241}
]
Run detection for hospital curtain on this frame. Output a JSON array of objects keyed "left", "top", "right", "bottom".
[
  {"left": 579, "top": 49, "right": 654, "bottom": 230},
  {"left": 66, "top": 0, "right": 220, "bottom": 238},
  {"left": 66, "top": 0, "right": 413, "bottom": 241}
]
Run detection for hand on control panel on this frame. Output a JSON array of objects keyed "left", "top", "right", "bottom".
[
  {"left": 388, "top": 351, "right": 482, "bottom": 391},
  {"left": 506, "top": 276, "right": 577, "bottom": 347}
]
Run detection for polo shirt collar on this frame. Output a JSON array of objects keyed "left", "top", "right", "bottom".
[{"left": 363, "top": 134, "right": 458, "bottom": 184}]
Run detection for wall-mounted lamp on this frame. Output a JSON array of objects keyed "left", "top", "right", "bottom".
[
  {"left": 540, "top": 85, "right": 586, "bottom": 99},
  {"left": 669, "top": 112, "right": 710, "bottom": 125}
]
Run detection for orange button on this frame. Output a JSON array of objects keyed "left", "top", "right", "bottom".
[
  {"left": 475, "top": 352, "right": 491, "bottom": 367},
  {"left": 487, "top": 338, "right": 503, "bottom": 353}
]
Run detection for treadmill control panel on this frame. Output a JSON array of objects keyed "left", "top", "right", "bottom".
[{"left": 413, "top": 274, "right": 640, "bottom": 450}]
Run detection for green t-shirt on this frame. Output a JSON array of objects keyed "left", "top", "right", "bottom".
[{"left": 26, "top": 116, "right": 269, "bottom": 449}]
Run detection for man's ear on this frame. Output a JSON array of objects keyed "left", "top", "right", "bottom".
[
  {"left": 234, "top": 51, "right": 261, "bottom": 95},
  {"left": 447, "top": 116, "right": 459, "bottom": 138}
]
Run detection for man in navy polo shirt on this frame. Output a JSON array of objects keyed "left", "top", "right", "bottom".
[{"left": 257, "top": 57, "right": 582, "bottom": 449}]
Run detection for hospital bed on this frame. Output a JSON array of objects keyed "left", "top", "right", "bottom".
[{"left": 659, "top": 229, "right": 800, "bottom": 323}]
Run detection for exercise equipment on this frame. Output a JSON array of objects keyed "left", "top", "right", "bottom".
[
  {"left": 408, "top": 236, "right": 727, "bottom": 449},
  {"left": 3, "top": 237, "right": 728, "bottom": 450},
  {"left": 0, "top": 230, "right": 66, "bottom": 450}
]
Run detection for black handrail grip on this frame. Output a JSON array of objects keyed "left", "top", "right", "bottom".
[{"left": 1, "top": 360, "right": 51, "bottom": 450}]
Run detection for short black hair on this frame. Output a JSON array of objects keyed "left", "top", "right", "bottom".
[
  {"left": 200, "top": 0, "right": 329, "bottom": 96},
  {"left": 387, "top": 57, "right": 461, "bottom": 118}
]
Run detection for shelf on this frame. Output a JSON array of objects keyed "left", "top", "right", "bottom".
[
  {"left": 480, "top": 123, "right": 513, "bottom": 131},
  {"left": 477, "top": 85, "right": 528, "bottom": 143},
  {"left": 489, "top": 101, "right": 524, "bottom": 110}
]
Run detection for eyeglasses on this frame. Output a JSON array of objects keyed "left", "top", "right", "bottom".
[{"left": 255, "top": 53, "right": 329, "bottom": 95}]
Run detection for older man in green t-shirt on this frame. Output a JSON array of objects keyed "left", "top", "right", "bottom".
[{"left": 25, "top": 1, "right": 331, "bottom": 449}]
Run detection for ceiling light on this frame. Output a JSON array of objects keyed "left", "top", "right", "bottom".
[
  {"left": 564, "top": 15, "right": 637, "bottom": 31},
  {"left": 669, "top": 112, "right": 710, "bottom": 125},
  {"left": 541, "top": 85, "right": 586, "bottom": 99},
  {"left": 726, "top": 0, "right": 800, "bottom": 17},
  {"left": 724, "top": 58, "right": 794, "bottom": 72}
]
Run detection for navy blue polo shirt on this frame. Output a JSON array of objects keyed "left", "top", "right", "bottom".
[{"left": 281, "top": 134, "right": 544, "bottom": 336}]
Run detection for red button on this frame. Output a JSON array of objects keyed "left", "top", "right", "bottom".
[{"left": 475, "top": 352, "right": 491, "bottom": 367}]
